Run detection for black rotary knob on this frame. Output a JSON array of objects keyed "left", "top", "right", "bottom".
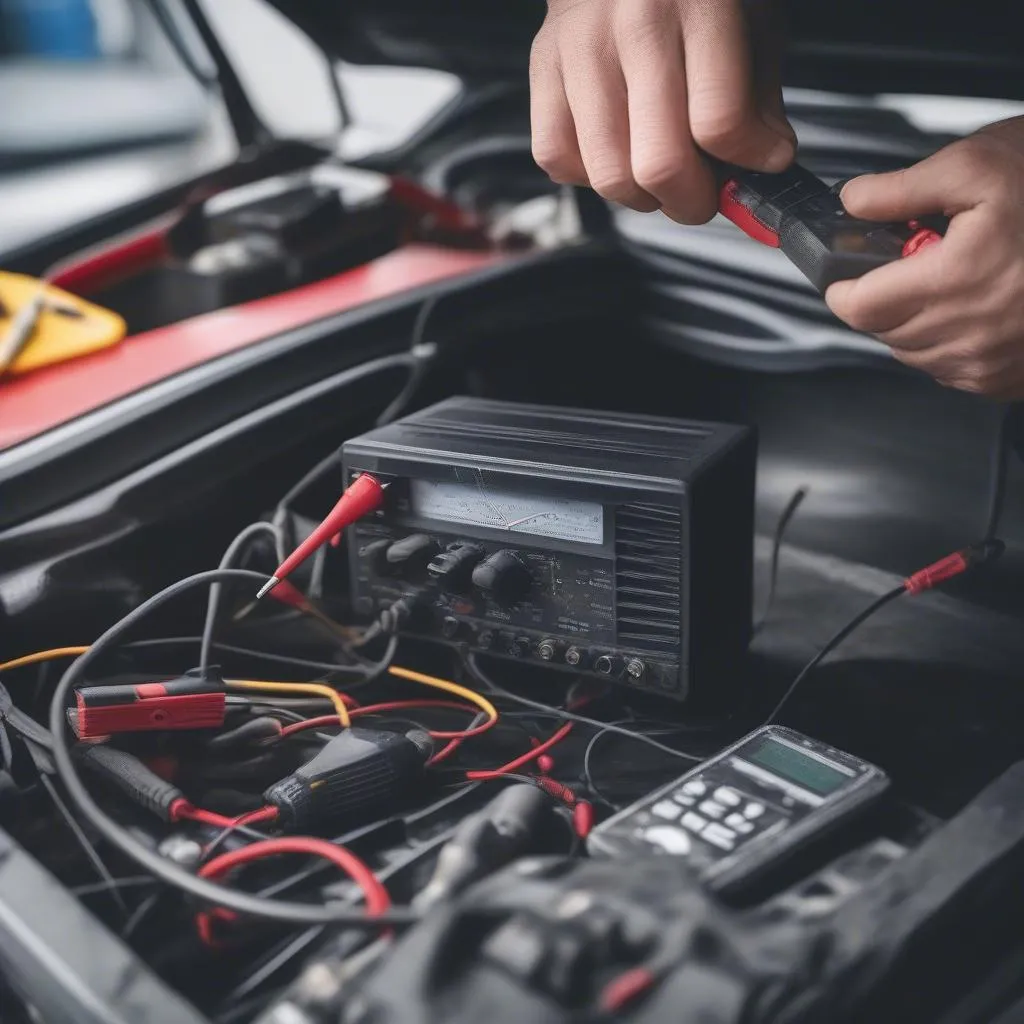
[
  {"left": 385, "top": 534, "right": 440, "bottom": 577},
  {"left": 427, "top": 543, "right": 485, "bottom": 592},
  {"left": 360, "top": 538, "right": 393, "bottom": 575},
  {"left": 471, "top": 550, "right": 532, "bottom": 606}
]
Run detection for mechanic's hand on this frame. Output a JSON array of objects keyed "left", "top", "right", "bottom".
[
  {"left": 529, "top": 0, "right": 797, "bottom": 224},
  {"left": 827, "top": 117, "right": 1024, "bottom": 400}
]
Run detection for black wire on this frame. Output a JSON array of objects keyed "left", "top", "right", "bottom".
[
  {"left": 374, "top": 295, "right": 440, "bottom": 427},
  {"left": 146, "top": 0, "right": 218, "bottom": 87},
  {"left": 581, "top": 721, "right": 705, "bottom": 811},
  {"left": 125, "top": 637, "right": 371, "bottom": 679},
  {"left": 760, "top": 404, "right": 1012, "bottom": 726},
  {"left": 221, "top": 832, "right": 458, "bottom": 1009},
  {"left": 764, "top": 585, "right": 907, "bottom": 725},
  {"left": 755, "top": 486, "right": 810, "bottom": 635},
  {"left": 581, "top": 721, "right": 631, "bottom": 811},
  {"left": 201, "top": 817, "right": 275, "bottom": 863},
  {"left": 122, "top": 891, "right": 162, "bottom": 940},
  {"left": 343, "top": 633, "right": 401, "bottom": 691},
  {"left": 984, "top": 405, "right": 1014, "bottom": 541},
  {"left": 224, "top": 928, "right": 325, "bottom": 1006},
  {"left": 321, "top": 47, "right": 350, "bottom": 128},
  {"left": 38, "top": 773, "right": 130, "bottom": 919},
  {"left": 464, "top": 654, "right": 701, "bottom": 763},
  {"left": 48, "top": 568, "right": 418, "bottom": 928},
  {"left": 201, "top": 522, "right": 282, "bottom": 678},
  {"left": 71, "top": 876, "right": 159, "bottom": 898},
  {"left": 216, "top": 989, "right": 287, "bottom": 1024},
  {"left": 250, "top": 786, "right": 484, "bottom": 906},
  {"left": 275, "top": 451, "right": 344, "bottom": 516}
]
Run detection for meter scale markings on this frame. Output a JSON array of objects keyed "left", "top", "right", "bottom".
[{"left": 409, "top": 480, "right": 604, "bottom": 545}]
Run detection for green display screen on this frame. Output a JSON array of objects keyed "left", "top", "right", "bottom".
[{"left": 744, "top": 737, "right": 851, "bottom": 796}]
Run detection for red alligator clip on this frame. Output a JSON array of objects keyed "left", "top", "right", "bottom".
[{"left": 72, "top": 669, "right": 226, "bottom": 739}]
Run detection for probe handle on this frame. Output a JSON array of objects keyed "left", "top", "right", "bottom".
[
  {"left": 715, "top": 162, "right": 944, "bottom": 292},
  {"left": 75, "top": 743, "right": 184, "bottom": 820}
]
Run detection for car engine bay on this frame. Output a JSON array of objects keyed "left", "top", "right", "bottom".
[{"left": 4, "top": 25, "right": 1024, "bottom": 1021}]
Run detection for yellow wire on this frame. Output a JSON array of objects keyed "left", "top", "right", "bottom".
[
  {"left": 0, "top": 647, "right": 89, "bottom": 673},
  {"left": 0, "top": 648, "right": 494, "bottom": 739},
  {"left": 387, "top": 665, "right": 498, "bottom": 730},
  {"left": 225, "top": 679, "right": 352, "bottom": 728}
]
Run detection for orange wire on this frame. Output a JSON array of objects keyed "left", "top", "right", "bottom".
[
  {"left": 278, "top": 699, "right": 482, "bottom": 739},
  {"left": 0, "top": 647, "right": 88, "bottom": 673}
]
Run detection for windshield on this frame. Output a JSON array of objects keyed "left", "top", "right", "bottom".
[{"left": 0, "top": 0, "right": 461, "bottom": 257}]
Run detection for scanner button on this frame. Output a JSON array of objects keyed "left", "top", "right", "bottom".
[
  {"left": 643, "top": 827, "right": 691, "bottom": 855},
  {"left": 651, "top": 800, "right": 681, "bottom": 821},
  {"left": 681, "top": 812, "right": 707, "bottom": 834},
  {"left": 702, "top": 824, "right": 736, "bottom": 850}
]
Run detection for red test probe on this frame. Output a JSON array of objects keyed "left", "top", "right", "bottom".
[{"left": 257, "top": 473, "right": 387, "bottom": 599}]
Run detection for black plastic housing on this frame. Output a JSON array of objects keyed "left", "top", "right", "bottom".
[
  {"left": 343, "top": 397, "right": 757, "bottom": 705},
  {"left": 265, "top": 726, "right": 433, "bottom": 829},
  {"left": 717, "top": 162, "right": 944, "bottom": 292}
]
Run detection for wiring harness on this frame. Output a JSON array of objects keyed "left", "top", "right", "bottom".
[{"left": 0, "top": 389, "right": 1014, "bottom": 1024}]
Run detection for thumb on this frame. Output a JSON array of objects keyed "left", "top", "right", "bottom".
[{"left": 841, "top": 143, "right": 984, "bottom": 222}]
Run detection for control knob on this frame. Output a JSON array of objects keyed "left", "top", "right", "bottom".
[
  {"left": 360, "top": 538, "right": 393, "bottom": 575},
  {"left": 385, "top": 534, "right": 440, "bottom": 577},
  {"left": 427, "top": 543, "right": 485, "bottom": 592},
  {"left": 471, "top": 550, "right": 532, "bottom": 606}
]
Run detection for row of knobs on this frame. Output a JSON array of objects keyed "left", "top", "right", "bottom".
[{"left": 365, "top": 535, "right": 532, "bottom": 605}]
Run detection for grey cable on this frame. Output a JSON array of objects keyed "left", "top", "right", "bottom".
[
  {"left": 200, "top": 521, "right": 283, "bottom": 677},
  {"left": 465, "top": 654, "right": 701, "bottom": 763}
]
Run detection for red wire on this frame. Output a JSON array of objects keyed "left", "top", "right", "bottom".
[
  {"left": 171, "top": 800, "right": 278, "bottom": 830},
  {"left": 48, "top": 222, "right": 172, "bottom": 293},
  {"left": 600, "top": 967, "right": 657, "bottom": 1012},
  {"left": 277, "top": 700, "right": 481, "bottom": 739},
  {"left": 466, "top": 722, "right": 574, "bottom": 781},
  {"left": 234, "top": 806, "right": 280, "bottom": 828},
  {"left": 278, "top": 714, "right": 345, "bottom": 737},
  {"left": 171, "top": 800, "right": 237, "bottom": 829},
  {"left": 427, "top": 738, "right": 464, "bottom": 766},
  {"left": 195, "top": 837, "right": 391, "bottom": 943}
]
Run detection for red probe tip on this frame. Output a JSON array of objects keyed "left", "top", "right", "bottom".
[{"left": 256, "top": 576, "right": 280, "bottom": 601}]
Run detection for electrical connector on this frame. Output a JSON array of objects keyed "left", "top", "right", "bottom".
[
  {"left": 265, "top": 726, "right": 433, "bottom": 830},
  {"left": 72, "top": 669, "right": 225, "bottom": 739},
  {"left": 904, "top": 539, "right": 1005, "bottom": 595},
  {"left": 414, "top": 783, "right": 555, "bottom": 910}
]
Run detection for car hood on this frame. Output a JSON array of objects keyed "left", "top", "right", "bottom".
[{"left": 266, "top": 0, "right": 1023, "bottom": 100}]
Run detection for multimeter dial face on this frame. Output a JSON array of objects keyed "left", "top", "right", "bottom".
[{"left": 409, "top": 480, "right": 604, "bottom": 545}]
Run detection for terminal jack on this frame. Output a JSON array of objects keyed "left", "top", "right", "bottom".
[
  {"left": 537, "top": 638, "right": 561, "bottom": 662},
  {"left": 565, "top": 646, "right": 588, "bottom": 668}
]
